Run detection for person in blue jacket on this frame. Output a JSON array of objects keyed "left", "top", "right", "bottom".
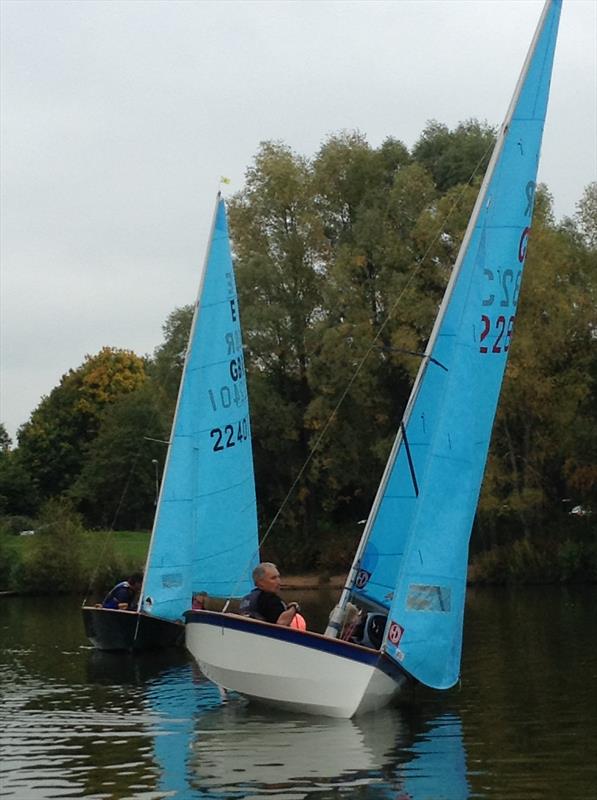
[{"left": 102, "top": 572, "right": 143, "bottom": 610}]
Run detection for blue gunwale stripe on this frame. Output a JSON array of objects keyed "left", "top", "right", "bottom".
[{"left": 184, "top": 610, "right": 411, "bottom": 683}]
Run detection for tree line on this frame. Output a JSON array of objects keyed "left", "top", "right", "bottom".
[{"left": 1, "top": 121, "right": 596, "bottom": 579}]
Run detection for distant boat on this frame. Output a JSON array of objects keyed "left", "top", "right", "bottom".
[
  {"left": 185, "top": 0, "right": 562, "bottom": 715},
  {"left": 82, "top": 194, "right": 260, "bottom": 650}
]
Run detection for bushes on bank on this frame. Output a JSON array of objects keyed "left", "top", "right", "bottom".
[
  {"left": 1, "top": 502, "right": 594, "bottom": 593},
  {"left": 468, "top": 536, "right": 597, "bottom": 584},
  {"left": 19, "top": 499, "right": 85, "bottom": 593},
  {"left": 0, "top": 503, "right": 146, "bottom": 596}
]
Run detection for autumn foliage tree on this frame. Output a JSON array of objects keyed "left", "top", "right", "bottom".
[{"left": 17, "top": 347, "right": 148, "bottom": 504}]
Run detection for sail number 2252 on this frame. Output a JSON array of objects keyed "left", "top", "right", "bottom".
[{"left": 479, "top": 266, "right": 521, "bottom": 355}]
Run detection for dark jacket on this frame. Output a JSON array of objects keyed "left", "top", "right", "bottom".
[
  {"left": 240, "top": 587, "right": 285, "bottom": 624},
  {"left": 102, "top": 581, "right": 136, "bottom": 610}
]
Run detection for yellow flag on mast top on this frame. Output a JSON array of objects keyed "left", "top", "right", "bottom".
[{"left": 220, "top": 176, "right": 231, "bottom": 185}]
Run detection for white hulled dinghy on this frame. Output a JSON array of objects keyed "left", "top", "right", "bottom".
[{"left": 185, "top": 0, "right": 562, "bottom": 714}]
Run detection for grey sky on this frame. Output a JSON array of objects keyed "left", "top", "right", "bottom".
[{"left": 1, "top": 0, "right": 596, "bottom": 441}]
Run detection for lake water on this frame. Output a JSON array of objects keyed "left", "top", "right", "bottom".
[{"left": 0, "top": 587, "right": 596, "bottom": 799}]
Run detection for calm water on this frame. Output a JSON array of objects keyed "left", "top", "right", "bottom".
[{"left": 0, "top": 587, "right": 596, "bottom": 799}]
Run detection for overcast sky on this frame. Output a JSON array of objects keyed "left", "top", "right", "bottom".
[{"left": 1, "top": 0, "right": 596, "bottom": 442}]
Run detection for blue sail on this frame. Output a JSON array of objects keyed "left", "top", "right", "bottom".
[
  {"left": 399, "top": 715, "right": 469, "bottom": 800},
  {"left": 350, "top": 0, "right": 561, "bottom": 687},
  {"left": 141, "top": 196, "right": 259, "bottom": 621}
]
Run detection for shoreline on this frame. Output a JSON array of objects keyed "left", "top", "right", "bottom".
[{"left": 282, "top": 574, "right": 346, "bottom": 590}]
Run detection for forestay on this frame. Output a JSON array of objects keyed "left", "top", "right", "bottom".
[
  {"left": 141, "top": 197, "right": 259, "bottom": 621},
  {"left": 350, "top": 0, "right": 562, "bottom": 688}
]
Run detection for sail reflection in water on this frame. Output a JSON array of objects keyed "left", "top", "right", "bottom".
[
  {"left": 398, "top": 715, "right": 469, "bottom": 800},
  {"left": 145, "top": 661, "right": 222, "bottom": 798}
]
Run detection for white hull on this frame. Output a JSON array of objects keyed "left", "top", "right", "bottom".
[{"left": 185, "top": 611, "right": 411, "bottom": 718}]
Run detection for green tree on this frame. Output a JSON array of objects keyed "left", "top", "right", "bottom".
[
  {"left": 229, "top": 141, "right": 325, "bottom": 564},
  {"left": 477, "top": 188, "right": 597, "bottom": 544},
  {"left": 21, "top": 499, "right": 85, "bottom": 593},
  {"left": 306, "top": 135, "right": 438, "bottom": 533},
  {"left": 0, "top": 447, "right": 39, "bottom": 516},
  {"left": 17, "top": 347, "right": 147, "bottom": 501},
  {"left": 574, "top": 181, "right": 597, "bottom": 251},
  {"left": 412, "top": 119, "right": 496, "bottom": 192},
  {"left": 228, "top": 124, "right": 526, "bottom": 570},
  {"left": 70, "top": 384, "right": 168, "bottom": 529},
  {"left": 0, "top": 423, "right": 11, "bottom": 452},
  {"left": 150, "top": 305, "right": 194, "bottom": 412}
]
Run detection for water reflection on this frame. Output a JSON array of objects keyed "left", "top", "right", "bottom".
[
  {"left": 145, "top": 674, "right": 470, "bottom": 799},
  {"left": 397, "top": 714, "right": 469, "bottom": 800},
  {"left": 4, "top": 589, "right": 595, "bottom": 799},
  {"left": 0, "top": 597, "right": 471, "bottom": 799},
  {"left": 190, "top": 702, "right": 405, "bottom": 798}
]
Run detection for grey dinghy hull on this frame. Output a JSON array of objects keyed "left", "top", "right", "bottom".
[{"left": 82, "top": 606, "right": 184, "bottom": 651}]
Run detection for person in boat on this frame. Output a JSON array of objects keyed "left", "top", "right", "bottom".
[
  {"left": 192, "top": 592, "right": 207, "bottom": 610},
  {"left": 102, "top": 572, "right": 143, "bottom": 611},
  {"left": 240, "top": 562, "right": 303, "bottom": 627}
]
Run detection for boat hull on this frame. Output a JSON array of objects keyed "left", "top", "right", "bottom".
[
  {"left": 82, "top": 606, "right": 185, "bottom": 651},
  {"left": 184, "top": 610, "right": 412, "bottom": 718}
]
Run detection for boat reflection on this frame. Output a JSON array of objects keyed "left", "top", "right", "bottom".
[
  {"left": 189, "top": 699, "right": 469, "bottom": 798},
  {"left": 87, "top": 650, "right": 470, "bottom": 799},
  {"left": 85, "top": 646, "right": 193, "bottom": 686},
  {"left": 191, "top": 700, "right": 406, "bottom": 797}
]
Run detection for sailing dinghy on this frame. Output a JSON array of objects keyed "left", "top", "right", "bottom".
[
  {"left": 185, "top": 0, "right": 562, "bottom": 714},
  {"left": 83, "top": 194, "right": 260, "bottom": 650}
]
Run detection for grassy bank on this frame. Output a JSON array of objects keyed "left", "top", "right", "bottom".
[
  {"left": 0, "top": 528, "right": 343, "bottom": 594},
  {"left": 2, "top": 518, "right": 595, "bottom": 596},
  {"left": 4, "top": 529, "right": 149, "bottom": 568},
  {"left": 0, "top": 526, "right": 149, "bottom": 596}
]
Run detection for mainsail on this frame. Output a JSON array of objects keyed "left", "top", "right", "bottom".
[
  {"left": 141, "top": 196, "right": 259, "bottom": 621},
  {"left": 349, "top": 0, "right": 562, "bottom": 688}
]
